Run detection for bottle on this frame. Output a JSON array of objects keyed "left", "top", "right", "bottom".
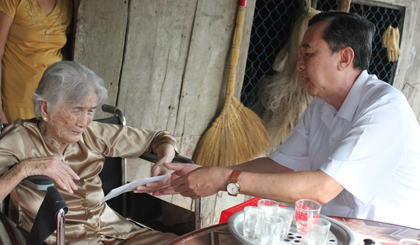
[{"left": 364, "top": 239, "right": 376, "bottom": 245}]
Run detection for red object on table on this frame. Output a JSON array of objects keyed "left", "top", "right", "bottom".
[
  {"left": 219, "top": 197, "right": 262, "bottom": 223},
  {"left": 219, "top": 197, "right": 291, "bottom": 223}
]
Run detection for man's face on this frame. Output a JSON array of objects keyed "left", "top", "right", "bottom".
[{"left": 297, "top": 21, "right": 342, "bottom": 99}]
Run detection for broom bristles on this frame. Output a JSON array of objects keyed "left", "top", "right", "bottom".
[
  {"left": 193, "top": 96, "right": 270, "bottom": 167},
  {"left": 192, "top": 3, "right": 270, "bottom": 167}
]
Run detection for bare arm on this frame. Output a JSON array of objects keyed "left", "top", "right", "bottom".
[
  {"left": 0, "top": 11, "right": 13, "bottom": 123},
  {"left": 237, "top": 169, "right": 343, "bottom": 204},
  {"left": 169, "top": 157, "right": 344, "bottom": 203},
  {"left": 134, "top": 139, "right": 176, "bottom": 194},
  {"left": 153, "top": 143, "right": 176, "bottom": 168},
  {"left": 0, "top": 162, "right": 26, "bottom": 201},
  {"left": 227, "top": 157, "right": 294, "bottom": 173},
  {"left": 145, "top": 157, "right": 288, "bottom": 197},
  {"left": 0, "top": 156, "right": 80, "bottom": 202}
]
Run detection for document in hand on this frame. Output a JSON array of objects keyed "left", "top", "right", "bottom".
[{"left": 99, "top": 175, "right": 167, "bottom": 204}]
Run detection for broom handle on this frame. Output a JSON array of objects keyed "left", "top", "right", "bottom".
[
  {"left": 226, "top": 0, "right": 247, "bottom": 97},
  {"left": 337, "top": 0, "right": 351, "bottom": 12}
]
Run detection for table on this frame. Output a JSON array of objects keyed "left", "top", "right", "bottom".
[{"left": 168, "top": 217, "right": 420, "bottom": 245}]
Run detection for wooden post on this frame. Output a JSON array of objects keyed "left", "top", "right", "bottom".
[
  {"left": 337, "top": 0, "right": 351, "bottom": 12},
  {"left": 311, "top": 0, "right": 318, "bottom": 9}
]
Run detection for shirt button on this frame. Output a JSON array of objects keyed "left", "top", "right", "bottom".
[
  {"left": 331, "top": 137, "right": 336, "bottom": 142},
  {"left": 26, "top": 5, "right": 30, "bottom": 9}
]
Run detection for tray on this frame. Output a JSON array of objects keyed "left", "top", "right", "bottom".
[{"left": 228, "top": 211, "right": 357, "bottom": 245}]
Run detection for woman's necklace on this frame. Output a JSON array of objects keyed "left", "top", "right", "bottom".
[{"left": 23, "top": 0, "right": 67, "bottom": 40}]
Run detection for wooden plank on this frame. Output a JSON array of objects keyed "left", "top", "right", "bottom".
[
  {"left": 201, "top": 195, "right": 218, "bottom": 227},
  {"left": 213, "top": 192, "right": 246, "bottom": 225},
  {"left": 73, "top": 0, "right": 128, "bottom": 119},
  {"left": 173, "top": 0, "right": 238, "bottom": 136},
  {"left": 117, "top": 1, "right": 197, "bottom": 133}
]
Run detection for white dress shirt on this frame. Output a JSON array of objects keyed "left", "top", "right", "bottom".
[{"left": 269, "top": 70, "right": 420, "bottom": 228}]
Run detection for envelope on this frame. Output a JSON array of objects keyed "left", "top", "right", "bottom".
[{"left": 99, "top": 175, "right": 167, "bottom": 204}]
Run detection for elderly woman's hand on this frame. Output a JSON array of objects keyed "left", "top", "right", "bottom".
[
  {"left": 150, "top": 162, "right": 202, "bottom": 196},
  {"left": 151, "top": 143, "right": 176, "bottom": 176},
  {"left": 134, "top": 143, "right": 175, "bottom": 194},
  {"left": 18, "top": 156, "right": 80, "bottom": 194},
  {"left": 154, "top": 143, "right": 176, "bottom": 166}
]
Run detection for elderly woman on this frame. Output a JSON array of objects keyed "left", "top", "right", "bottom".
[{"left": 0, "top": 61, "right": 178, "bottom": 244}]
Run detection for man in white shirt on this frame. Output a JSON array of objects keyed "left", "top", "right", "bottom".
[{"left": 141, "top": 11, "right": 420, "bottom": 229}]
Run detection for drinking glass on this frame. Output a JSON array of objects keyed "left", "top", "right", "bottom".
[
  {"left": 399, "top": 239, "right": 420, "bottom": 245},
  {"left": 295, "top": 199, "right": 322, "bottom": 235},
  {"left": 309, "top": 218, "right": 331, "bottom": 245},
  {"left": 243, "top": 206, "right": 261, "bottom": 239},
  {"left": 260, "top": 215, "right": 284, "bottom": 245},
  {"left": 277, "top": 206, "right": 294, "bottom": 238},
  {"left": 258, "top": 199, "right": 279, "bottom": 217}
]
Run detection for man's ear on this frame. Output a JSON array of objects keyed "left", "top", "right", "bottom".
[
  {"left": 39, "top": 101, "right": 49, "bottom": 120},
  {"left": 338, "top": 47, "right": 354, "bottom": 70}
]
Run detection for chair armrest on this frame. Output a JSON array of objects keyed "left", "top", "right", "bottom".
[
  {"left": 22, "top": 175, "right": 54, "bottom": 191},
  {"left": 101, "top": 104, "right": 119, "bottom": 114},
  {"left": 140, "top": 153, "right": 195, "bottom": 164}
]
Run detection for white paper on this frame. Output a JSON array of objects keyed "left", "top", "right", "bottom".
[{"left": 99, "top": 175, "right": 167, "bottom": 204}]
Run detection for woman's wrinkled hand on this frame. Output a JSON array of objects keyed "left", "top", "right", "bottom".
[
  {"left": 134, "top": 143, "right": 175, "bottom": 194},
  {"left": 18, "top": 156, "right": 80, "bottom": 194},
  {"left": 133, "top": 162, "right": 171, "bottom": 194},
  {"left": 135, "top": 161, "right": 202, "bottom": 196}
]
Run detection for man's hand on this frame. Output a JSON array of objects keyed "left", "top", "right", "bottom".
[
  {"left": 134, "top": 162, "right": 171, "bottom": 194},
  {"left": 18, "top": 156, "right": 80, "bottom": 194},
  {"left": 169, "top": 166, "right": 230, "bottom": 199},
  {"left": 137, "top": 162, "right": 201, "bottom": 196}
]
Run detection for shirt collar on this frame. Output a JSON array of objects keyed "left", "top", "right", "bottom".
[{"left": 336, "top": 70, "right": 369, "bottom": 121}]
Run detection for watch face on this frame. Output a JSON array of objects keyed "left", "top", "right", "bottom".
[{"left": 227, "top": 182, "right": 239, "bottom": 195}]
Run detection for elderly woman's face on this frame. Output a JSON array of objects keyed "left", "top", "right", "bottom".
[{"left": 47, "top": 92, "right": 98, "bottom": 145}]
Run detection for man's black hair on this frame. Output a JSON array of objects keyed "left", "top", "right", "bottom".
[{"left": 308, "top": 11, "right": 376, "bottom": 70}]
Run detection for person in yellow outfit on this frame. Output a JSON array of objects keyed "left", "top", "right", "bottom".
[{"left": 0, "top": 0, "right": 72, "bottom": 123}]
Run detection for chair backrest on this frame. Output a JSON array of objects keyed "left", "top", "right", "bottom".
[{"left": 94, "top": 116, "right": 125, "bottom": 216}]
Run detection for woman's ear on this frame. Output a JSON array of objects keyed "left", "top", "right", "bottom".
[
  {"left": 39, "top": 101, "right": 49, "bottom": 120},
  {"left": 338, "top": 47, "right": 355, "bottom": 70}
]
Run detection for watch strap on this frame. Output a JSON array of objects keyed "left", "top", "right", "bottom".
[{"left": 230, "top": 170, "right": 241, "bottom": 183}]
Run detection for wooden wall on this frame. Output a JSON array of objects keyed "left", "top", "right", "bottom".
[{"left": 73, "top": 0, "right": 256, "bottom": 227}]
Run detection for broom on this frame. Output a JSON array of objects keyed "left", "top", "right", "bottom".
[{"left": 193, "top": 0, "right": 270, "bottom": 167}]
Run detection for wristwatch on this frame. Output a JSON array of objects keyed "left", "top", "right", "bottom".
[{"left": 227, "top": 170, "right": 241, "bottom": 196}]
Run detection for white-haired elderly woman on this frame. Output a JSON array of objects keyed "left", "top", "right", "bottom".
[{"left": 0, "top": 61, "right": 178, "bottom": 244}]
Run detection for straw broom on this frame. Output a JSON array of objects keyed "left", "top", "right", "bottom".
[{"left": 193, "top": 0, "right": 270, "bottom": 167}]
